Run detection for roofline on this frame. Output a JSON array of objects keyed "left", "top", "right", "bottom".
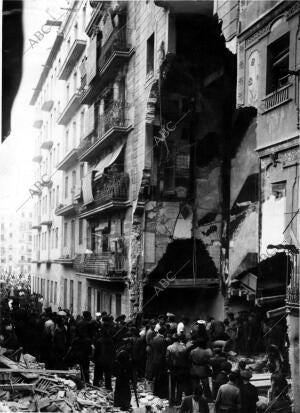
[{"left": 29, "top": 33, "right": 64, "bottom": 106}]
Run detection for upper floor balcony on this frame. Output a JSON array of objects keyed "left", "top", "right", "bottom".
[
  {"left": 32, "top": 215, "right": 41, "bottom": 230},
  {"left": 41, "top": 99, "right": 54, "bottom": 112},
  {"left": 154, "top": 0, "right": 213, "bottom": 14},
  {"left": 81, "top": 24, "right": 134, "bottom": 105},
  {"left": 79, "top": 102, "right": 132, "bottom": 162},
  {"left": 79, "top": 171, "right": 130, "bottom": 219},
  {"left": 262, "top": 83, "right": 292, "bottom": 113},
  {"left": 32, "top": 149, "right": 43, "bottom": 163},
  {"left": 74, "top": 250, "right": 126, "bottom": 281},
  {"left": 40, "top": 138, "right": 53, "bottom": 150},
  {"left": 56, "top": 148, "right": 78, "bottom": 171},
  {"left": 57, "top": 91, "right": 82, "bottom": 126},
  {"left": 55, "top": 195, "right": 78, "bottom": 217},
  {"left": 33, "top": 118, "right": 43, "bottom": 129},
  {"left": 58, "top": 39, "right": 87, "bottom": 80}
]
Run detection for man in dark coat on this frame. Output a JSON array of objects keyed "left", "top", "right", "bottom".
[
  {"left": 240, "top": 369, "right": 258, "bottom": 413},
  {"left": 93, "top": 329, "right": 115, "bottom": 389},
  {"left": 114, "top": 340, "right": 133, "bottom": 411},
  {"left": 166, "top": 334, "right": 190, "bottom": 405},
  {"left": 179, "top": 385, "right": 209, "bottom": 413},
  {"left": 152, "top": 326, "right": 168, "bottom": 398},
  {"left": 53, "top": 316, "right": 68, "bottom": 370}
]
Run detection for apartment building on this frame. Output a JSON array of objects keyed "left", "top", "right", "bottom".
[
  {"left": 30, "top": 0, "right": 239, "bottom": 320},
  {"left": 0, "top": 205, "right": 32, "bottom": 277},
  {"left": 30, "top": 1, "right": 91, "bottom": 315},
  {"left": 232, "top": 1, "right": 300, "bottom": 410}
]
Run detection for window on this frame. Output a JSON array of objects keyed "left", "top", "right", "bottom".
[
  {"left": 65, "top": 130, "right": 69, "bottom": 154},
  {"left": 57, "top": 143, "right": 60, "bottom": 163},
  {"left": 56, "top": 185, "right": 59, "bottom": 206},
  {"left": 80, "top": 110, "right": 85, "bottom": 138},
  {"left": 80, "top": 164, "right": 84, "bottom": 180},
  {"left": 70, "top": 280, "right": 74, "bottom": 312},
  {"left": 73, "top": 72, "right": 77, "bottom": 93},
  {"left": 47, "top": 280, "right": 50, "bottom": 303},
  {"left": 72, "top": 121, "right": 77, "bottom": 147},
  {"left": 77, "top": 281, "right": 82, "bottom": 315},
  {"left": 66, "top": 83, "right": 70, "bottom": 103},
  {"left": 72, "top": 170, "right": 76, "bottom": 191},
  {"left": 50, "top": 281, "right": 53, "bottom": 303},
  {"left": 55, "top": 227, "right": 59, "bottom": 248},
  {"left": 267, "top": 33, "right": 290, "bottom": 94},
  {"left": 54, "top": 282, "right": 57, "bottom": 304},
  {"left": 79, "top": 220, "right": 83, "bottom": 245},
  {"left": 64, "top": 222, "right": 68, "bottom": 247},
  {"left": 65, "top": 176, "right": 68, "bottom": 199},
  {"left": 146, "top": 33, "right": 154, "bottom": 75},
  {"left": 64, "top": 279, "right": 68, "bottom": 308}
]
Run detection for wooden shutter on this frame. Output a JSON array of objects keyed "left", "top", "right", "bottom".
[{"left": 87, "top": 35, "right": 97, "bottom": 85}]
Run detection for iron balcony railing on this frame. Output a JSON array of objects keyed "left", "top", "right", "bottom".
[
  {"left": 78, "top": 101, "right": 129, "bottom": 158},
  {"left": 98, "top": 24, "right": 131, "bottom": 70},
  {"left": 98, "top": 101, "right": 127, "bottom": 137},
  {"left": 286, "top": 284, "right": 300, "bottom": 308},
  {"left": 263, "top": 83, "right": 291, "bottom": 112},
  {"left": 74, "top": 251, "right": 125, "bottom": 276},
  {"left": 93, "top": 172, "right": 129, "bottom": 205}
]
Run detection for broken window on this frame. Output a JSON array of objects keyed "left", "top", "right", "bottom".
[
  {"left": 272, "top": 181, "right": 286, "bottom": 199},
  {"left": 266, "top": 33, "right": 290, "bottom": 94}
]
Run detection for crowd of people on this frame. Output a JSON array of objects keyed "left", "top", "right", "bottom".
[{"left": 0, "top": 298, "right": 292, "bottom": 413}]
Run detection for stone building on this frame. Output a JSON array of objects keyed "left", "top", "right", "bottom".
[
  {"left": 0, "top": 204, "right": 32, "bottom": 278},
  {"left": 30, "top": 0, "right": 242, "bottom": 320},
  {"left": 232, "top": 1, "right": 300, "bottom": 410}
]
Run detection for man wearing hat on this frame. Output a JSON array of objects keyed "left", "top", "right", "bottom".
[{"left": 240, "top": 368, "right": 258, "bottom": 413}]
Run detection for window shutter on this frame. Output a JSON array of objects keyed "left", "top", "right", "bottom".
[
  {"left": 84, "top": 104, "right": 95, "bottom": 137},
  {"left": 87, "top": 36, "right": 97, "bottom": 85}
]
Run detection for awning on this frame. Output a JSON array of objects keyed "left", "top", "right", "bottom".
[
  {"left": 82, "top": 172, "right": 94, "bottom": 205},
  {"left": 94, "top": 141, "right": 125, "bottom": 180}
]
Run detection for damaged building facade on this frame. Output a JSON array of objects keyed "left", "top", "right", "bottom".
[{"left": 29, "top": 0, "right": 299, "bottom": 386}]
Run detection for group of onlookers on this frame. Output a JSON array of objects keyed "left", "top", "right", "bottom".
[{"left": 0, "top": 300, "right": 292, "bottom": 412}]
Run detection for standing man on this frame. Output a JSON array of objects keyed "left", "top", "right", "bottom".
[
  {"left": 179, "top": 385, "right": 209, "bottom": 413},
  {"left": 215, "top": 371, "right": 242, "bottom": 413},
  {"left": 240, "top": 369, "right": 258, "bottom": 413},
  {"left": 166, "top": 334, "right": 190, "bottom": 405}
]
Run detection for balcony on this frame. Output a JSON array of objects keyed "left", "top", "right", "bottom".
[
  {"left": 54, "top": 256, "right": 75, "bottom": 265},
  {"left": 41, "top": 99, "right": 54, "bottom": 112},
  {"left": 58, "top": 39, "right": 87, "bottom": 80},
  {"left": 32, "top": 151, "right": 43, "bottom": 163},
  {"left": 262, "top": 83, "right": 292, "bottom": 113},
  {"left": 40, "top": 215, "right": 53, "bottom": 227},
  {"left": 286, "top": 285, "right": 299, "bottom": 310},
  {"left": 56, "top": 148, "right": 78, "bottom": 171},
  {"left": 33, "top": 119, "right": 43, "bottom": 129},
  {"left": 55, "top": 201, "right": 77, "bottom": 217},
  {"left": 32, "top": 219, "right": 41, "bottom": 230},
  {"left": 80, "top": 172, "right": 130, "bottom": 219},
  {"left": 74, "top": 252, "right": 126, "bottom": 281},
  {"left": 40, "top": 139, "right": 53, "bottom": 150},
  {"left": 57, "top": 92, "right": 82, "bottom": 126},
  {"left": 79, "top": 102, "right": 132, "bottom": 161},
  {"left": 81, "top": 25, "right": 134, "bottom": 105},
  {"left": 154, "top": 0, "right": 213, "bottom": 14}
]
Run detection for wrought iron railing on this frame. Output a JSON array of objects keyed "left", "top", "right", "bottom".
[
  {"left": 263, "top": 84, "right": 291, "bottom": 112},
  {"left": 74, "top": 251, "right": 125, "bottom": 275},
  {"left": 286, "top": 284, "right": 300, "bottom": 307},
  {"left": 98, "top": 24, "right": 131, "bottom": 69},
  {"left": 98, "top": 101, "right": 127, "bottom": 137},
  {"left": 78, "top": 101, "right": 129, "bottom": 157},
  {"left": 93, "top": 172, "right": 129, "bottom": 206}
]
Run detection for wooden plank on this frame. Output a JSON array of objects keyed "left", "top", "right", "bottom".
[{"left": 0, "top": 383, "right": 35, "bottom": 391}]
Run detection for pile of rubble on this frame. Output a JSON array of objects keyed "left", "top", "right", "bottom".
[{"left": 0, "top": 353, "right": 170, "bottom": 412}]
